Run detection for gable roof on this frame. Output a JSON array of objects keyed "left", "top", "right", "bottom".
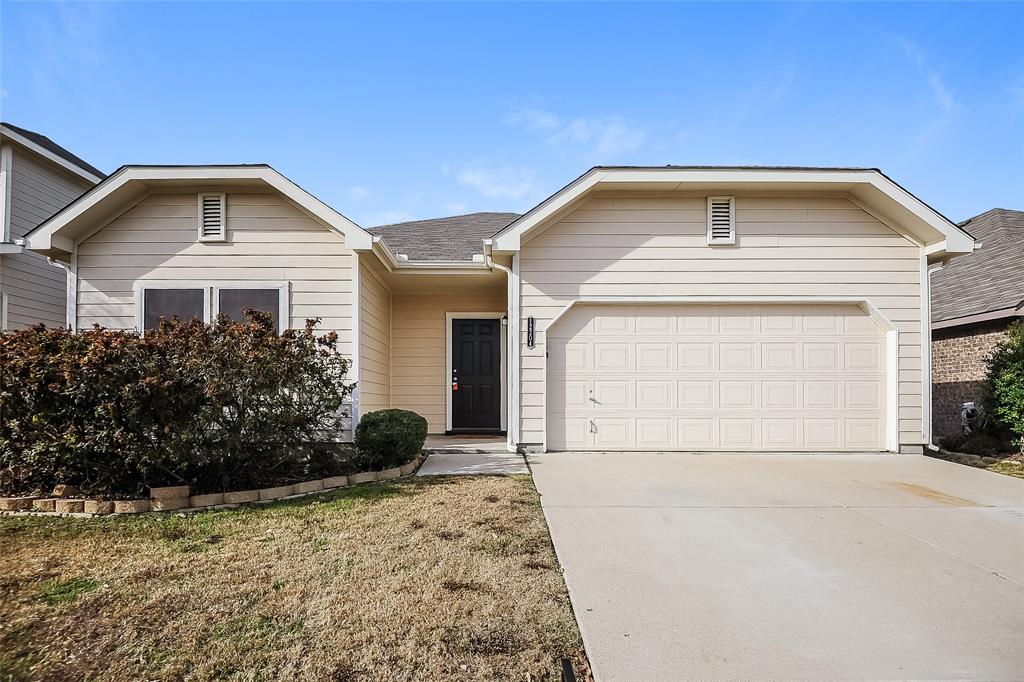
[
  {"left": 0, "top": 122, "right": 105, "bottom": 182},
  {"left": 931, "top": 208, "right": 1024, "bottom": 326},
  {"left": 23, "top": 164, "right": 373, "bottom": 259},
  {"left": 369, "top": 212, "right": 519, "bottom": 262},
  {"left": 490, "top": 166, "right": 977, "bottom": 258}
]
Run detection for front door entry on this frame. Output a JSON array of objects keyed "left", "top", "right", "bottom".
[{"left": 451, "top": 318, "right": 502, "bottom": 432}]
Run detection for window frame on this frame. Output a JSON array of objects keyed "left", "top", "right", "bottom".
[
  {"left": 134, "top": 281, "right": 211, "bottom": 332},
  {"left": 135, "top": 281, "right": 290, "bottom": 333},
  {"left": 211, "top": 281, "right": 290, "bottom": 334}
]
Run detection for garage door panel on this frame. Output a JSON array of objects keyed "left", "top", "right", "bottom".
[
  {"left": 678, "top": 380, "right": 714, "bottom": 408},
  {"left": 636, "top": 380, "right": 672, "bottom": 409},
  {"left": 636, "top": 418, "right": 673, "bottom": 448},
  {"left": 762, "top": 418, "right": 800, "bottom": 448},
  {"left": 719, "top": 343, "right": 757, "bottom": 372},
  {"left": 547, "top": 304, "right": 886, "bottom": 451},
  {"left": 720, "top": 380, "right": 757, "bottom": 409},
  {"left": 594, "top": 343, "right": 629, "bottom": 371},
  {"left": 720, "top": 418, "right": 757, "bottom": 448},
  {"left": 678, "top": 418, "right": 715, "bottom": 448},
  {"left": 678, "top": 342, "right": 715, "bottom": 371}
]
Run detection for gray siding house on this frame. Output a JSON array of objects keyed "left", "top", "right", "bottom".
[{"left": 0, "top": 123, "right": 103, "bottom": 329}]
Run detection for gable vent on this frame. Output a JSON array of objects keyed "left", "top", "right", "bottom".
[
  {"left": 707, "top": 196, "right": 736, "bottom": 245},
  {"left": 198, "top": 193, "right": 227, "bottom": 242}
]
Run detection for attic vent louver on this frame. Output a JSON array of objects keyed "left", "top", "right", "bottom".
[
  {"left": 198, "top": 193, "right": 226, "bottom": 242},
  {"left": 706, "top": 196, "right": 735, "bottom": 245}
]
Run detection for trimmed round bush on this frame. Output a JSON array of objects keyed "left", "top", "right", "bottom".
[{"left": 353, "top": 409, "right": 428, "bottom": 471}]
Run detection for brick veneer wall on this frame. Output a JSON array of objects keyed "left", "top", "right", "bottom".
[{"left": 931, "top": 318, "right": 1011, "bottom": 439}]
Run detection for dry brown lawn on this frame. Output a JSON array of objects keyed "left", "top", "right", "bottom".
[{"left": 0, "top": 476, "right": 588, "bottom": 681}]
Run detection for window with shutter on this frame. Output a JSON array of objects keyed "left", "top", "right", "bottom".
[
  {"left": 198, "top": 193, "right": 226, "bottom": 241},
  {"left": 706, "top": 196, "right": 736, "bottom": 245}
]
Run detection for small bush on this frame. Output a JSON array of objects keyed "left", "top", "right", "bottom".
[
  {"left": 353, "top": 409, "right": 427, "bottom": 471},
  {"left": 985, "top": 321, "right": 1024, "bottom": 452}
]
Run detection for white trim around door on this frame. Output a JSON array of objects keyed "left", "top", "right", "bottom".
[{"left": 445, "top": 311, "right": 508, "bottom": 434}]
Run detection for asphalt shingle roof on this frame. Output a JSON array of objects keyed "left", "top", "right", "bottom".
[
  {"left": 931, "top": 208, "right": 1024, "bottom": 323},
  {"left": 1, "top": 122, "right": 105, "bottom": 179},
  {"left": 368, "top": 212, "right": 520, "bottom": 261}
]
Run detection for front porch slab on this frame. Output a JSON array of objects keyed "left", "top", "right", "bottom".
[{"left": 417, "top": 438, "right": 527, "bottom": 476}]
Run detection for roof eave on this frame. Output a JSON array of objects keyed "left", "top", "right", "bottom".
[
  {"left": 491, "top": 167, "right": 976, "bottom": 254},
  {"left": 0, "top": 124, "right": 104, "bottom": 184},
  {"left": 24, "top": 165, "right": 373, "bottom": 258}
]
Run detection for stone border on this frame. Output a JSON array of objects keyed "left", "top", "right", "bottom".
[
  {"left": 927, "top": 448, "right": 1004, "bottom": 469},
  {"left": 0, "top": 454, "right": 425, "bottom": 519}
]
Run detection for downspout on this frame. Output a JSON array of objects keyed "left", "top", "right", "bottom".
[
  {"left": 46, "top": 256, "right": 75, "bottom": 330},
  {"left": 484, "top": 241, "right": 518, "bottom": 451},
  {"left": 923, "top": 258, "right": 948, "bottom": 451}
]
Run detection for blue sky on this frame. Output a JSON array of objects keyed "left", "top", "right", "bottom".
[{"left": 2, "top": 2, "right": 1022, "bottom": 225}]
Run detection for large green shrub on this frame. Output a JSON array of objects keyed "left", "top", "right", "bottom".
[
  {"left": 353, "top": 409, "right": 427, "bottom": 471},
  {"left": 985, "top": 321, "right": 1024, "bottom": 451},
  {"left": 0, "top": 312, "right": 354, "bottom": 497}
]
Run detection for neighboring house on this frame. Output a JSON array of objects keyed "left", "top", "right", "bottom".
[
  {"left": 0, "top": 123, "right": 104, "bottom": 329},
  {"left": 930, "top": 208, "right": 1023, "bottom": 439},
  {"left": 24, "top": 165, "right": 975, "bottom": 454}
]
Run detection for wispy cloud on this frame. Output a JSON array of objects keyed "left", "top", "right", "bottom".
[
  {"left": 443, "top": 201, "right": 468, "bottom": 214},
  {"left": 898, "top": 38, "right": 956, "bottom": 114},
  {"left": 453, "top": 164, "right": 537, "bottom": 199},
  {"left": 362, "top": 210, "right": 415, "bottom": 227},
  {"left": 345, "top": 186, "right": 369, "bottom": 201},
  {"left": 506, "top": 107, "right": 647, "bottom": 159}
]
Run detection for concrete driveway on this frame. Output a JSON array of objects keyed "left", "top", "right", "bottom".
[{"left": 530, "top": 453, "right": 1024, "bottom": 681}]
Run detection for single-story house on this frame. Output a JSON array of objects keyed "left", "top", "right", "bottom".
[
  {"left": 0, "top": 123, "right": 104, "bottom": 329},
  {"left": 930, "top": 208, "right": 1023, "bottom": 438},
  {"left": 24, "top": 165, "right": 976, "bottom": 454}
]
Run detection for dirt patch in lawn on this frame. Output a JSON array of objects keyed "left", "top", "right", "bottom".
[{"left": 0, "top": 476, "right": 587, "bottom": 681}]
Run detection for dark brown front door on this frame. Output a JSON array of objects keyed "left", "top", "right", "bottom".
[{"left": 451, "top": 318, "right": 501, "bottom": 432}]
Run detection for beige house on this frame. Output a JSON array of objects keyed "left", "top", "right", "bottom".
[
  {"left": 0, "top": 123, "right": 103, "bottom": 329},
  {"left": 25, "top": 165, "right": 976, "bottom": 454}
]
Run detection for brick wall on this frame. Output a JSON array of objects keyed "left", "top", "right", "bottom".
[{"left": 931, "top": 318, "right": 1011, "bottom": 438}]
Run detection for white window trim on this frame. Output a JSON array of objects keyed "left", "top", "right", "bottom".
[
  {"left": 134, "top": 281, "right": 290, "bottom": 334},
  {"left": 1, "top": 292, "right": 8, "bottom": 330},
  {"left": 445, "top": 312, "right": 508, "bottom": 434},
  {"left": 197, "top": 192, "right": 227, "bottom": 242},
  {"left": 134, "top": 281, "right": 212, "bottom": 331},
  {"left": 211, "top": 281, "right": 290, "bottom": 334},
  {"left": 706, "top": 195, "right": 736, "bottom": 245}
]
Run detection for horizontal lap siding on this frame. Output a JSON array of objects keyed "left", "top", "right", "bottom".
[
  {"left": 2, "top": 149, "right": 91, "bottom": 329},
  {"left": 390, "top": 287, "right": 506, "bottom": 433},
  {"left": 358, "top": 256, "right": 392, "bottom": 415},
  {"left": 517, "top": 193, "right": 924, "bottom": 447},
  {"left": 77, "top": 192, "right": 354, "bottom": 356}
]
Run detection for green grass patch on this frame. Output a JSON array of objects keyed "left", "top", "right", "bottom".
[{"left": 39, "top": 577, "right": 99, "bottom": 605}]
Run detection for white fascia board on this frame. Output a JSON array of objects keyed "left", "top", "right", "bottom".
[
  {"left": 25, "top": 166, "right": 374, "bottom": 253},
  {"left": 491, "top": 167, "right": 975, "bottom": 254},
  {"left": 0, "top": 125, "right": 104, "bottom": 184}
]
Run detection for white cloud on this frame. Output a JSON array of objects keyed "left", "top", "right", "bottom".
[
  {"left": 346, "top": 186, "right": 369, "bottom": 201},
  {"left": 443, "top": 202, "right": 468, "bottom": 214},
  {"left": 899, "top": 38, "right": 956, "bottom": 114},
  {"left": 362, "top": 210, "right": 414, "bottom": 226},
  {"left": 505, "top": 107, "right": 561, "bottom": 131},
  {"left": 456, "top": 165, "right": 537, "bottom": 199},
  {"left": 507, "top": 107, "right": 647, "bottom": 159}
]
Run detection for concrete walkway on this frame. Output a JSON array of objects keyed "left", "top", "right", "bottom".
[
  {"left": 531, "top": 452, "right": 1024, "bottom": 681},
  {"left": 418, "top": 436, "right": 527, "bottom": 475}
]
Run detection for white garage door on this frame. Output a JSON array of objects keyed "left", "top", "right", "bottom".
[{"left": 547, "top": 304, "right": 887, "bottom": 451}]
